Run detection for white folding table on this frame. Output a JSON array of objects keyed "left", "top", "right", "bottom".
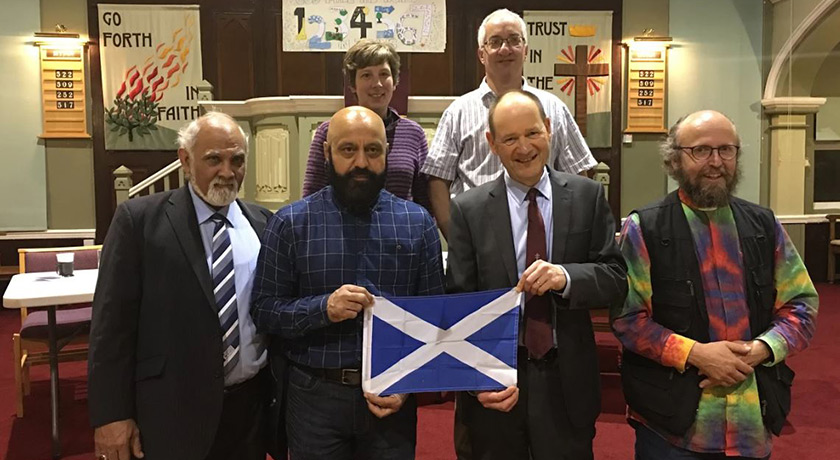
[{"left": 3, "top": 269, "right": 98, "bottom": 459}]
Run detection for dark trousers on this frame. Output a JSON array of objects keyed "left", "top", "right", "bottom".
[
  {"left": 205, "top": 370, "right": 270, "bottom": 460},
  {"left": 457, "top": 349, "right": 595, "bottom": 460},
  {"left": 286, "top": 364, "right": 417, "bottom": 460},
  {"left": 634, "top": 421, "right": 770, "bottom": 460}
]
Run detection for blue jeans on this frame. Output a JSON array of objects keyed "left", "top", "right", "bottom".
[
  {"left": 634, "top": 421, "right": 770, "bottom": 460},
  {"left": 285, "top": 365, "right": 417, "bottom": 460}
]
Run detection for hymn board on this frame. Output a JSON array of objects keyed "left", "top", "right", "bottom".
[
  {"left": 625, "top": 42, "right": 668, "bottom": 133},
  {"left": 37, "top": 40, "right": 89, "bottom": 138}
]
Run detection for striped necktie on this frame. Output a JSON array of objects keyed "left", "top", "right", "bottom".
[{"left": 210, "top": 213, "right": 240, "bottom": 377}]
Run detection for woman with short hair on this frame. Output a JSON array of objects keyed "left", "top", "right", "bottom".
[{"left": 302, "top": 39, "right": 430, "bottom": 211}]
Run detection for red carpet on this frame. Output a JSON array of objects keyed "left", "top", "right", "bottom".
[{"left": 2, "top": 284, "right": 839, "bottom": 459}]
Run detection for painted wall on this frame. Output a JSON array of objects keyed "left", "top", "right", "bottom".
[
  {"left": 0, "top": 1, "right": 47, "bottom": 231},
  {"left": 668, "top": 0, "right": 764, "bottom": 204},
  {"left": 41, "top": 0, "right": 95, "bottom": 229},
  {"left": 620, "top": 0, "right": 670, "bottom": 215}
]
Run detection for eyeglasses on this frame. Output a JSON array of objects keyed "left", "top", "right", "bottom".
[
  {"left": 677, "top": 144, "right": 740, "bottom": 161},
  {"left": 484, "top": 35, "right": 525, "bottom": 50}
]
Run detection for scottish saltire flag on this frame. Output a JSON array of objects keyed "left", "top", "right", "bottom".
[{"left": 362, "top": 288, "right": 521, "bottom": 396}]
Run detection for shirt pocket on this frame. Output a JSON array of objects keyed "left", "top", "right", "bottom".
[{"left": 373, "top": 239, "right": 420, "bottom": 290}]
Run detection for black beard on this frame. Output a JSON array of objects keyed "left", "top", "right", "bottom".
[
  {"left": 327, "top": 160, "right": 386, "bottom": 216},
  {"left": 673, "top": 159, "right": 742, "bottom": 208}
]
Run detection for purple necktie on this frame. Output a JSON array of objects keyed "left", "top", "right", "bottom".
[{"left": 524, "top": 188, "right": 552, "bottom": 359}]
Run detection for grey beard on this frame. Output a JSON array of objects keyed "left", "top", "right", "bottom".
[
  {"left": 673, "top": 161, "right": 741, "bottom": 208},
  {"left": 190, "top": 175, "right": 239, "bottom": 208}
]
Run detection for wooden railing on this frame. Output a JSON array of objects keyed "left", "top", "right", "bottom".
[{"left": 113, "top": 159, "right": 184, "bottom": 205}]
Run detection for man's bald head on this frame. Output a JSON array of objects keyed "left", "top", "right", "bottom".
[
  {"left": 326, "top": 106, "right": 387, "bottom": 147},
  {"left": 323, "top": 106, "right": 388, "bottom": 215},
  {"left": 676, "top": 110, "right": 739, "bottom": 145}
]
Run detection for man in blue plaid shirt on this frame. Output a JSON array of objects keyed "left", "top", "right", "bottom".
[{"left": 251, "top": 106, "right": 445, "bottom": 460}]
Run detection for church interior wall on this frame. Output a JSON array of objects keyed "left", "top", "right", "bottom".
[
  {"left": 619, "top": 0, "right": 670, "bottom": 216},
  {"left": 41, "top": 0, "right": 95, "bottom": 230},
  {"left": 667, "top": 0, "right": 765, "bottom": 205},
  {"left": 0, "top": 0, "right": 47, "bottom": 231}
]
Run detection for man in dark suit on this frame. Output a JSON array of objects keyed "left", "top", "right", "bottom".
[
  {"left": 89, "top": 112, "right": 278, "bottom": 460},
  {"left": 446, "top": 90, "right": 627, "bottom": 460}
]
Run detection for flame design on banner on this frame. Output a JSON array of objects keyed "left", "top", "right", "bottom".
[
  {"left": 105, "top": 14, "right": 195, "bottom": 141},
  {"left": 114, "top": 15, "right": 195, "bottom": 103}
]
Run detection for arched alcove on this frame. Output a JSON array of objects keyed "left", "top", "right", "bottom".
[
  {"left": 775, "top": 4, "right": 840, "bottom": 97},
  {"left": 812, "top": 40, "right": 840, "bottom": 96}
]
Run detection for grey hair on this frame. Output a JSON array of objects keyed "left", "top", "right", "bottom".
[
  {"left": 177, "top": 111, "right": 249, "bottom": 155},
  {"left": 660, "top": 111, "right": 742, "bottom": 177},
  {"left": 660, "top": 115, "right": 687, "bottom": 177},
  {"left": 477, "top": 9, "right": 528, "bottom": 47}
]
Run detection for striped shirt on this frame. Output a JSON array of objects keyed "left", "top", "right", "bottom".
[
  {"left": 250, "top": 187, "right": 445, "bottom": 369},
  {"left": 615, "top": 190, "right": 819, "bottom": 457},
  {"left": 302, "top": 107, "right": 431, "bottom": 212},
  {"left": 421, "top": 78, "right": 596, "bottom": 195}
]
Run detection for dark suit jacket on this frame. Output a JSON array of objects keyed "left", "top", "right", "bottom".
[
  {"left": 88, "top": 186, "right": 273, "bottom": 460},
  {"left": 446, "top": 169, "right": 627, "bottom": 428}
]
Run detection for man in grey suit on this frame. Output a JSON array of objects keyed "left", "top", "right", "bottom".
[
  {"left": 89, "top": 112, "right": 278, "bottom": 460},
  {"left": 446, "top": 90, "right": 627, "bottom": 460}
]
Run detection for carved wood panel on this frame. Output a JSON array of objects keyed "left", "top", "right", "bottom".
[{"left": 215, "top": 13, "right": 256, "bottom": 100}]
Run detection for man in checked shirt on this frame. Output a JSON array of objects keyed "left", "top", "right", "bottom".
[
  {"left": 251, "top": 106, "right": 445, "bottom": 460},
  {"left": 613, "top": 110, "right": 819, "bottom": 459}
]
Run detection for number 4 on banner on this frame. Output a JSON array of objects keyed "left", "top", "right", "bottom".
[{"left": 351, "top": 7, "right": 372, "bottom": 38}]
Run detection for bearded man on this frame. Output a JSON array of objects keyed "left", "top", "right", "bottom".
[
  {"left": 89, "top": 112, "right": 276, "bottom": 460},
  {"left": 612, "top": 110, "right": 819, "bottom": 459},
  {"left": 251, "top": 106, "right": 445, "bottom": 460}
]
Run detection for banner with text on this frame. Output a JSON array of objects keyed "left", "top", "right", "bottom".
[
  {"left": 523, "top": 11, "right": 612, "bottom": 148},
  {"left": 282, "top": 0, "right": 446, "bottom": 52},
  {"left": 98, "top": 4, "right": 203, "bottom": 150}
]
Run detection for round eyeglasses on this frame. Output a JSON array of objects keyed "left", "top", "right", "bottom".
[
  {"left": 484, "top": 35, "right": 525, "bottom": 50},
  {"left": 677, "top": 144, "right": 740, "bottom": 161}
]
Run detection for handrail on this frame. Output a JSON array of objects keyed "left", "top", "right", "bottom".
[{"left": 128, "top": 159, "right": 184, "bottom": 198}]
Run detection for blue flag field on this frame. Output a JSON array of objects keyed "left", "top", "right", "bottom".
[{"left": 362, "top": 288, "right": 521, "bottom": 396}]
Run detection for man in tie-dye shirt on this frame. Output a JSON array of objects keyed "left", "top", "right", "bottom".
[{"left": 613, "top": 110, "right": 818, "bottom": 459}]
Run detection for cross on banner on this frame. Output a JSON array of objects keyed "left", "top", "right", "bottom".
[{"left": 554, "top": 44, "right": 609, "bottom": 136}]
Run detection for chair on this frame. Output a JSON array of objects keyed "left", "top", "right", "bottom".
[
  {"left": 828, "top": 215, "right": 840, "bottom": 283},
  {"left": 12, "top": 245, "right": 101, "bottom": 418}
]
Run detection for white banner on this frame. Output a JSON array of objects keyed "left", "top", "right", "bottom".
[
  {"left": 98, "top": 4, "right": 203, "bottom": 150},
  {"left": 282, "top": 0, "right": 446, "bottom": 52},
  {"left": 523, "top": 11, "right": 613, "bottom": 148}
]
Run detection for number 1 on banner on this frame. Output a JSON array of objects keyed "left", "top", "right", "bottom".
[{"left": 294, "top": 7, "right": 306, "bottom": 40}]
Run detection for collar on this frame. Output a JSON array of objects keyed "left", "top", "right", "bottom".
[
  {"left": 504, "top": 167, "right": 551, "bottom": 203},
  {"left": 479, "top": 77, "right": 530, "bottom": 102},
  {"left": 383, "top": 106, "right": 401, "bottom": 128},
  {"left": 188, "top": 182, "right": 234, "bottom": 226}
]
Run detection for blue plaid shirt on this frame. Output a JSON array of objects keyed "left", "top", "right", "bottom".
[{"left": 251, "top": 186, "right": 445, "bottom": 369}]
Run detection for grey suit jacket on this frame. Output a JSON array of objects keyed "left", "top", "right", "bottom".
[
  {"left": 88, "top": 186, "right": 273, "bottom": 460},
  {"left": 446, "top": 168, "right": 627, "bottom": 427}
]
